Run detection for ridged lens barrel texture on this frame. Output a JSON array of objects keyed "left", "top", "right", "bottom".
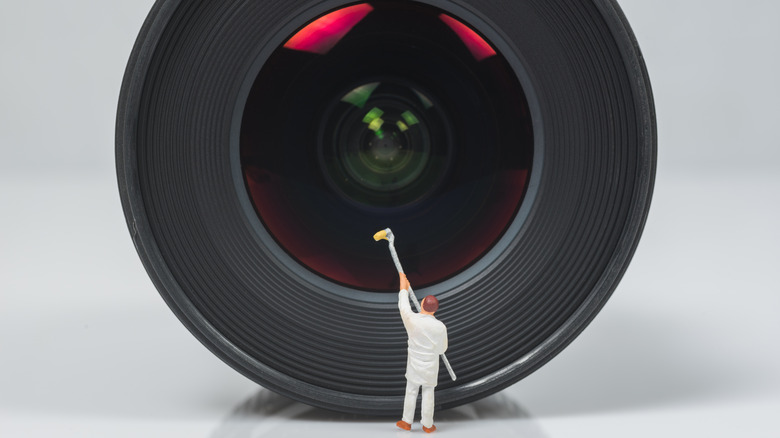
[{"left": 116, "top": 0, "right": 655, "bottom": 414}]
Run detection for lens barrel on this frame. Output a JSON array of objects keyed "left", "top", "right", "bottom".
[{"left": 117, "top": 0, "right": 655, "bottom": 414}]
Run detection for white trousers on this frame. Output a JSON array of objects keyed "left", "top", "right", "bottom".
[{"left": 402, "top": 381, "right": 435, "bottom": 428}]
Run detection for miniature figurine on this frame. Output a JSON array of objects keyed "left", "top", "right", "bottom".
[
  {"left": 373, "top": 228, "right": 454, "bottom": 432},
  {"left": 373, "top": 228, "right": 456, "bottom": 381},
  {"left": 396, "top": 272, "right": 448, "bottom": 433}
]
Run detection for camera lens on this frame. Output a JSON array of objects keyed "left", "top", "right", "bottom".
[
  {"left": 240, "top": 2, "right": 532, "bottom": 291},
  {"left": 118, "top": 0, "right": 656, "bottom": 415}
]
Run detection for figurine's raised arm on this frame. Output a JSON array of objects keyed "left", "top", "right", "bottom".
[
  {"left": 400, "top": 272, "right": 410, "bottom": 291},
  {"left": 398, "top": 273, "right": 414, "bottom": 328}
]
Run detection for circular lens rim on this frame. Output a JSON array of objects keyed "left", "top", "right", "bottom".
[{"left": 230, "top": 1, "right": 544, "bottom": 305}]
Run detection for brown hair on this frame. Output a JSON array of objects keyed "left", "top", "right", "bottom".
[{"left": 421, "top": 295, "right": 439, "bottom": 313}]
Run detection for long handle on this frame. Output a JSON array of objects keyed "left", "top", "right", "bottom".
[{"left": 388, "top": 240, "right": 457, "bottom": 381}]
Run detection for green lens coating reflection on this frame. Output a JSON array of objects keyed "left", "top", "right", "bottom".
[
  {"left": 401, "top": 111, "right": 419, "bottom": 126},
  {"left": 340, "top": 82, "right": 380, "bottom": 108},
  {"left": 363, "top": 107, "right": 384, "bottom": 124},
  {"left": 320, "top": 81, "right": 442, "bottom": 200}
]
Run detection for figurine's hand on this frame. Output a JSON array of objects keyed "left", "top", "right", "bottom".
[{"left": 399, "top": 272, "right": 410, "bottom": 291}]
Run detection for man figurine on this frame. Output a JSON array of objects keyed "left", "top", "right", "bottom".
[{"left": 396, "top": 272, "right": 448, "bottom": 433}]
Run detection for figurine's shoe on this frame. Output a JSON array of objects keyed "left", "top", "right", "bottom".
[
  {"left": 396, "top": 420, "right": 411, "bottom": 431},
  {"left": 423, "top": 425, "right": 437, "bottom": 433}
]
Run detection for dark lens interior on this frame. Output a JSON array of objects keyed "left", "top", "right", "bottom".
[{"left": 240, "top": 1, "right": 533, "bottom": 291}]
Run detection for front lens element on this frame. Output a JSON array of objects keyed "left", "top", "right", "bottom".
[{"left": 240, "top": 1, "right": 534, "bottom": 291}]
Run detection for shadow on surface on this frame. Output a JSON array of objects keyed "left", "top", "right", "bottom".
[{"left": 210, "top": 389, "right": 549, "bottom": 437}]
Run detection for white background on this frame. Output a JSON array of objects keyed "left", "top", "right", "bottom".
[{"left": 1, "top": 0, "right": 778, "bottom": 436}]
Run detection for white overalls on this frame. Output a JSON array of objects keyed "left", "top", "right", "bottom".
[{"left": 398, "top": 288, "right": 448, "bottom": 428}]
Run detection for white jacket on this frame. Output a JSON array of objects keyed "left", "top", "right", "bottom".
[{"left": 398, "top": 289, "right": 448, "bottom": 387}]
